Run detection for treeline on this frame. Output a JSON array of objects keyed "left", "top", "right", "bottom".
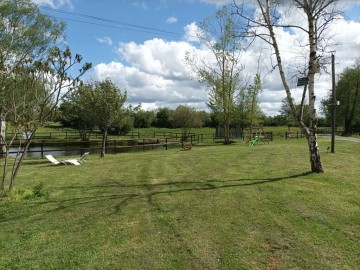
[
  {"left": 57, "top": 101, "right": 330, "bottom": 134},
  {"left": 321, "top": 58, "right": 360, "bottom": 135}
]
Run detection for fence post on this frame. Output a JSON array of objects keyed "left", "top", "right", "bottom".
[
  {"left": 166, "top": 138, "right": 168, "bottom": 150},
  {"left": 41, "top": 141, "right": 44, "bottom": 158}
]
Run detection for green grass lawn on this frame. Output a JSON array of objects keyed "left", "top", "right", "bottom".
[{"left": 0, "top": 138, "right": 359, "bottom": 269}]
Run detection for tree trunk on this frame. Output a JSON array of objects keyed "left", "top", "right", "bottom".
[
  {"left": 0, "top": 118, "right": 7, "bottom": 190},
  {"left": 9, "top": 132, "right": 34, "bottom": 193},
  {"left": 301, "top": 126, "right": 323, "bottom": 173},
  {"left": 0, "top": 119, "right": 6, "bottom": 158},
  {"left": 101, "top": 130, "right": 107, "bottom": 158},
  {"left": 307, "top": 133, "right": 323, "bottom": 173},
  {"left": 1, "top": 150, "right": 9, "bottom": 191},
  {"left": 306, "top": 5, "right": 324, "bottom": 173},
  {"left": 224, "top": 121, "right": 230, "bottom": 144}
]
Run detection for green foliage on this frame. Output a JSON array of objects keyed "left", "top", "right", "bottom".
[
  {"left": 31, "top": 182, "right": 49, "bottom": 199},
  {"left": 329, "top": 59, "right": 360, "bottom": 133},
  {"left": 243, "top": 74, "right": 264, "bottom": 126},
  {"left": 0, "top": 0, "right": 91, "bottom": 193},
  {"left": 8, "top": 188, "right": 33, "bottom": 201},
  {"left": 279, "top": 98, "right": 310, "bottom": 129},
  {"left": 188, "top": 6, "right": 245, "bottom": 144},
  {"left": 59, "top": 79, "right": 127, "bottom": 139},
  {"left": 133, "top": 105, "right": 155, "bottom": 128},
  {"left": 172, "top": 105, "right": 202, "bottom": 134},
  {"left": 91, "top": 79, "right": 127, "bottom": 132},
  {"left": 0, "top": 0, "right": 65, "bottom": 62},
  {"left": 8, "top": 183, "right": 48, "bottom": 201},
  {"left": 153, "top": 107, "right": 173, "bottom": 128}
]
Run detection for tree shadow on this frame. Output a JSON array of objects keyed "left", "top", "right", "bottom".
[{"left": 0, "top": 171, "right": 313, "bottom": 223}]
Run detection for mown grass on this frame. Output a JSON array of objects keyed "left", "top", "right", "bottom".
[{"left": 0, "top": 137, "right": 359, "bottom": 269}]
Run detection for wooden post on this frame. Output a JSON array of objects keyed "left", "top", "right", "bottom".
[{"left": 41, "top": 141, "right": 44, "bottom": 158}]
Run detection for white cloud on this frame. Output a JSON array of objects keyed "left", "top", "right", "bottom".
[
  {"left": 90, "top": 40, "right": 208, "bottom": 110},
  {"left": 88, "top": 11, "right": 360, "bottom": 116},
  {"left": 118, "top": 38, "right": 195, "bottom": 80},
  {"left": 132, "top": 1, "right": 147, "bottom": 10},
  {"left": 166, "top": 16, "right": 178, "bottom": 24},
  {"left": 200, "top": 0, "right": 232, "bottom": 6},
  {"left": 31, "top": 0, "right": 73, "bottom": 9},
  {"left": 97, "top": 37, "right": 113, "bottom": 46},
  {"left": 183, "top": 22, "right": 202, "bottom": 43}
]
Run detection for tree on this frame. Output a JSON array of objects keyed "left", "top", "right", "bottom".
[
  {"left": 173, "top": 105, "right": 201, "bottom": 140},
  {"left": 133, "top": 104, "right": 155, "bottom": 128},
  {"left": 320, "top": 91, "right": 332, "bottom": 126},
  {"left": 153, "top": 107, "right": 173, "bottom": 128},
  {"left": 323, "top": 60, "right": 360, "bottom": 134},
  {"left": 279, "top": 98, "right": 294, "bottom": 131},
  {"left": 58, "top": 84, "right": 96, "bottom": 140},
  {"left": 186, "top": 6, "right": 245, "bottom": 144},
  {"left": 0, "top": 0, "right": 64, "bottom": 138},
  {"left": 0, "top": 1, "right": 91, "bottom": 193},
  {"left": 280, "top": 98, "right": 311, "bottom": 130},
  {"left": 244, "top": 74, "right": 263, "bottom": 139},
  {"left": 234, "top": 0, "right": 342, "bottom": 173},
  {"left": 196, "top": 110, "right": 212, "bottom": 127},
  {"left": 76, "top": 79, "right": 127, "bottom": 158}
]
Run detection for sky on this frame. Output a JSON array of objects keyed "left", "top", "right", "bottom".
[{"left": 31, "top": 0, "right": 360, "bottom": 116}]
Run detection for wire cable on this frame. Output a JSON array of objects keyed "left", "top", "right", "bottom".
[{"left": 41, "top": 6, "right": 186, "bottom": 38}]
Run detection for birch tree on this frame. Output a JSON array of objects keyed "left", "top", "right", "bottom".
[{"left": 234, "top": 0, "right": 342, "bottom": 173}]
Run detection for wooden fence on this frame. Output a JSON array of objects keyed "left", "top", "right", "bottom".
[{"left": 6, "top": 138, "right": 182, "bottom": 158}]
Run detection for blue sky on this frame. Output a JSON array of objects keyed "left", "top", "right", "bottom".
[
  {"left": 40, "top": 0, "right": 218, "bottom": 66},
  {"left": 32, "top": 0, "right": 360, "bottom": 116}
]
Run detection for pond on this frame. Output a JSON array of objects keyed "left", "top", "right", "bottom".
[
  {"left": 7, "top": 141, "right": 167, "bottom": 158},
  {"left": 8, "top": 145, "right": 100, "bottom": 158}
]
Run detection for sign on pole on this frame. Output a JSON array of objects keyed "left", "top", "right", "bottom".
[{"left": 297, "top": 77, "right": 308, "bottom": 86}]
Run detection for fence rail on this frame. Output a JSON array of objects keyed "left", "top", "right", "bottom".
[{"left": 6, "top": 138, "right": 183, "bottom": 158}]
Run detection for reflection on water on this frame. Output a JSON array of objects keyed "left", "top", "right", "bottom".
[
  {"left": 8, "top": 146, "right": 101, "bottom": 158},
  {"left": 7, "top": 144, "right": 159, "bottom": 158}
]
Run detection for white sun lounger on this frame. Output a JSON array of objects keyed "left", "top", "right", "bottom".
[
  {"left": 45, "top": 155, "right": 81, "bottom": 166},
  {"left": 77, "top": 152, "right": 89, "bottom": 163}
]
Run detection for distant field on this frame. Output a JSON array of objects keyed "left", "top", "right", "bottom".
[{"left": 0, "top": 136, "right": 359, "bottom": 269}]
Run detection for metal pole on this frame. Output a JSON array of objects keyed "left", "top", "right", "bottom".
[{"left": 331, "top": 53, "right": 336, "bottom": 153}]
